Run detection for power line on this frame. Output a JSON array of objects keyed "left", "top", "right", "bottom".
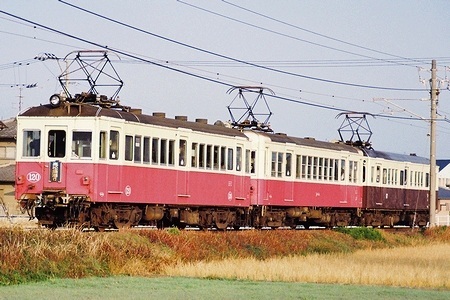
[
  {"left": 57, "top": 0, "right": 426, "bottom": 92},
  {"left": 0, "top": 9, "right": 437, "bottom": 124},
  {"left": 221, "top": 0, "right": 430, "bottom": 67}
]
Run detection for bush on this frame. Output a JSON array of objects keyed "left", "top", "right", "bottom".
[{"left": 334, "top": 227, "right": 384, "bottom": 241}]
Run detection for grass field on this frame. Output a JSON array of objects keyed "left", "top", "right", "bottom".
[
  {"left": 0, "top": 276, "right": 449, "bottom": 300},
  {"left": 1, "top": 225, "right": 450, "bottom": 298}
]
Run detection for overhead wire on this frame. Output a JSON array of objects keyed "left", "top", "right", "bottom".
[
  {"left": 220, "top": 0, "right": 430, "bottom": 67},
  {"left": 57, "top": 0, "right": 426, "bottom": 92}
]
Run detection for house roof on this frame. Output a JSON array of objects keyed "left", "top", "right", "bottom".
[
  {"left": 0, "top": 163, "right": 15, "bottom": 182},
  {"left": 0, "top": 118, "right": 17, "bottom": 139}
]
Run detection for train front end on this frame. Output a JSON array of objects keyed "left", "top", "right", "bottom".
[{"left": 15, "top": 103, "right": 95, "bottom": 228}]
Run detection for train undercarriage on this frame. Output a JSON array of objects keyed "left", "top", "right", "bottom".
[{"left": 19, "top": 194, "right": 429, "bottom": 230}]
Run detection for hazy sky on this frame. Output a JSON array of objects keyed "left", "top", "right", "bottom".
[{"left": 1, "top": 1, "right": 449, "bottom": 158}]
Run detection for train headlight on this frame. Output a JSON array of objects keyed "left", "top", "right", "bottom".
[{"left": 49, "top": 94, "right": 62, "bottom": 107}]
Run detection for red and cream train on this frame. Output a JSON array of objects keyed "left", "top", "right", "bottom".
[{"left": 15, "top": 94, "right": 431, "bottom": 230}]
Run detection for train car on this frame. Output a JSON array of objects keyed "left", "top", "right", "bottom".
[
  {"left": 15, "top": 94, "right": 432, "bottom": 229},
  {"left": 15, "top": 99, "right": 253, "bottom": 230}
]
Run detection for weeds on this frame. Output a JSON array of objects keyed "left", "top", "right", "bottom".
[{"left": 0, "top": 226, "right": 449, "bottom": 286}]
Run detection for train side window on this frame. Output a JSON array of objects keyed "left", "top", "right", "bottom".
[
  {"left": 301, "top": 156, "right": 307, "bottom": 179},
  {"left": 99, "top": 131, "right": 107, "bottom": 159},
  {"left": 23, "top": 130, "right": 41, "bottom": 157},
  {"left": 206, "top": 145, "right": 212, "bottom": 169},
  {"left": 227, "top": 148, "right": 233, "bottom": 171},
  {"left": 250, "top": 150, "right": 256, "bottom": 174},
  {"left": 152, "top": 138, "right": 159, "bottom": 164},
  {"left": 329, "top": 159, "right": 334, "bottom": 181},
  {"left": 376, "top": 166, "right": 380, "bottom": 183},
  {"left": 72, "top": 131, "right": 92, "bottom": 158},
  {"left": 143, "top": 137, "right": 150, "bottom": 163},
  {"left": 277, "top": 152, "right": 283, "bottom": 177},
  {"left": 285, "top": 153, "right": 292, "bottom": 177},
  {"left": 160, "top": 139, "right": 167, "bottom": 165},
  {"left": 191, "top": 143, "right": 198, "bottom": 167},
  {"left": 109, "top": 130, "right": 119, "bottom": 160},
  {"left": 245, "top": 149, "right": 250, "bottom": 173},
  {"left": 236, "top": 147, "right": 242, "bottom": 171},
  {"left": 339, "top": 159, "right": 345, "bottom": 181},
  {"left": 382, "top": 168, "right": 387, "bottom": 184},
  {"left": 318, "top": 157, "right": 323, "bottom": 180},
  {"left": 134, "top": 135, "right": 141, "bottom": 163},
  {"left": 179, "top": 139, "right": 186, "bottom": 166},
  {"left": 199, "top": 144, "right": 205, "bottom": 168},
  {"left": 48, "top": 130, "right": 66, "bottom": 158},
  {"left": 214, "top": 146, "right": 220, "bottom": 170},
  {"left": 125, "top": 135, "right": 133, "bottom": 161},
  {"left": 271, "top": 152, "right": 276, "bottom": 177},
  {"left": 296, "top": 155, "right": 301, "bottom": 178},
  {"left": 220, "top": 146, "right": 226, "bottom": 170},
  {"left": 168, "top": 140, "right": 175, "bottom": 166},
  {"left": 425, "top": 173, "right": 429, "bottom": 187}
]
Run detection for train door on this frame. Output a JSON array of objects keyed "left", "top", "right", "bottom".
[
  {"left": 45, "top": 126, "right": 68, "bottom": 190},
  {"left": 176, "top": 138, "right": 189, "bottom": 197},
  {"left": 106, "top": 129, "right": 122, "bottom": 198},
  {"left": 284, "top": 152, "right": 294, "bottom": 202}
]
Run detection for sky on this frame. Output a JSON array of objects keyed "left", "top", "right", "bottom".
[{"left": 1, "top": 0, "right": 450, "bottom": 158}]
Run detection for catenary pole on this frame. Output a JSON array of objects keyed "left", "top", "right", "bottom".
[{"left": 429, "top": 60, "right": 438, "bottom": 227}]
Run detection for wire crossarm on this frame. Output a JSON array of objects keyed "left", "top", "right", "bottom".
[{"left": 227, "top": 86, "right": 274, "bottom": 132}]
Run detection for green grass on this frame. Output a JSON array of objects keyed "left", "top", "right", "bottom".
[{"left": 0, "top": 276, "right": 449, "bottom": 300}]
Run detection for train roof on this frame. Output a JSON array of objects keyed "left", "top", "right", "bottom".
[
  {"left": 256, "top": 131, "right": 361, "bottom": 153},
  {"left": 363, "top": 148, "right": 429, "bottom": 164},
  {"left": 19, "top": 103, "right": 248, "bottom": 139}
]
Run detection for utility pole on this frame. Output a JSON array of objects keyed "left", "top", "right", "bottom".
[{"left": 429, "top": 60, "right": 438, "bottom": 227}]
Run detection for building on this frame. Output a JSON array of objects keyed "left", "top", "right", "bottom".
[{"left": 0, "top": 118, "right": 17, "bottom": 218}]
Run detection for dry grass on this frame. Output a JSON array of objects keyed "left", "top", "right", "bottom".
[{"left": 163, "top": 243, "right": 450, "bottom": 289}]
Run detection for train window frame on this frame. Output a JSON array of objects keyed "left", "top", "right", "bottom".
[
  {"left": 125, "top": 135, "right": 133, "bottom": 161},
  {"left": 109, "top": 130, "right": 119, "bottom": 160},
  {"left": 245, "top": 149, "right": 250, "bottom": 173},
  {"left": 23, "top": 130, "right": 41, "bottom": 157},
  {"left": 48, "top": 129, "right": 66, "bottom": 158},
  {"left": 71, "top": 131, "right": 92, "bottom": 159},
  {"left": 99, "top": 131, "right": 107, "bottom": 159},
  {"left": 285, "top": 153, "right": 292, "bottom": 177}
]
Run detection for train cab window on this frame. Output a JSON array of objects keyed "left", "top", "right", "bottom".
[
  {"left": 109, "top": 130, "right": 119, "bottom": 160},
  {"left": 23, "top": 130, "right": 41, "bottom": 157},
  {"left": 179, "top": 140, "right": 186, "bottom": 166},
  {"left": 72, "top": 131, "right": 92, "bottom": 158},
  {"left": 99, "top": 131, "right": 107, "bottom": 159},
  {"left": 143, "top": 137, "right": 150, "bottom": 163},
  {"left": 152, "top": 138, "right": 159, "bottom": 164},
  {"left": 236, "top": 147, "right": 242, "bottom": 171},
  {"left": 227, "top": 148, "right": 233, "bottom": 170},
  {"left": 286, "top": 153, "right": 292, "bottom": 177},
  {"left": 125, "top": 135, "right": 133, "bottom": 161},
  {"left": 48, "top": 130, "right": 66, "bottom": 158},
  {"left": 134, "top": 135, "right": 141, "bottom": 163}
]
